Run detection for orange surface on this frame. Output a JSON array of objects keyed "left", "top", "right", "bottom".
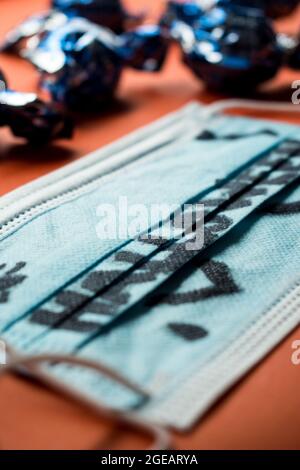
[{"left": 0, "top": 0, "right": 300, "bottom": 450}]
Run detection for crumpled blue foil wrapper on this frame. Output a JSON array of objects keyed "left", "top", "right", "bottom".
[
  {"left": 26, "top": 18, "right": 168, "bottom": 109},
  {"left": 218, "top": 0, "right": 300, "bottom": 19},
  {"left": 1, "top": 0, "right": 143, "bottom": 55},
  {"left": 0, "top": 70, "right": 73, "bottom": 143},
  {"left": 52, "top": 0, "right": 143, "bottom": 33},
  {"left": 172, "top": 6, "right": 284, "bottom": 91}
]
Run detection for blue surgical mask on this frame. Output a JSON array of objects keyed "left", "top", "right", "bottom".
[{"left": 1, "top": 100, "right": 300, "bottom": 430}]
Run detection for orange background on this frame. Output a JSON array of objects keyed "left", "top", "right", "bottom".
[{"left": 0, "top": 0, "right": 300, "bottom": 450}]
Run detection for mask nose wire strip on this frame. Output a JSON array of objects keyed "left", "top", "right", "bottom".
[{"left": 0, "top": 343, "right": 171, "bottom": 450}]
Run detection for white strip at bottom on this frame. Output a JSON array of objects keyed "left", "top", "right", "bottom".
[{"left": 143, "top": 280, "right": 300, "bottom": 430}]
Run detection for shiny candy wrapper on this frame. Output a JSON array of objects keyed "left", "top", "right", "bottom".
[
  {"left": 163, "top": 1, "right": 300, "bottom": 92},
  {"left": 27, "top": 18, "right": 168, "bottom": 109},
  {"left": 28, "top": 18, "right": 123, "bottom": 109},
  {"left": 118, "top": 25, "right": 169, "bottom": 71},
  {"left": 161, "top": 2, "right": 228, "bottom": 42},
  {"left": 160, "top": 1, "right": 205, "bottom": 30},
  {"left": 218, "top": 0, "right": 300, "bottom": 18},
  {"left": 161, "top": 0, "right": 300, "bottom": 22},
  {"left": 161, "top": 0, "right": 300, "bottom": 30},
  {"left": 273, "top": 28, "right": 300, "bottom": 74},
  {"left": 0, "top": 72, "right": 73, "bottom": 143},
  {"left": 1, "top": 0, "right": 143, "bottom": 55},
  {"left": 1, "top": 11, "right": 67, "bottom": 55},
  {"left": 174, "top": 7, "right": 284, "bottom": 91},
  {"left": 52, "top": 0, "right": 144, "bottom": 33}
]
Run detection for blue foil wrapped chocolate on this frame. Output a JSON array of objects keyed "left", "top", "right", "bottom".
[
  {"left": 175, "top": 7, "right": 283, "bottom": 91},
  {"left": 52, "top": 0, "right": 143, "bottom": 33},
  {"left": 1, "top": 0, "right": 143, "bottom": 55},
  {"left": 1, "top": 11, "right": 67, "bottom": 54},
  {"left": 161, "top": 2, "right": 227, "bottom": 43},
  {"left": 118, "top": 25, "right": 168, "bottom": 71},
  {"left": 26, "top": 18, "right": 168, "bottom": 109},
  {"left": 0, "top": 71, "right": 73, "bottom": 143},
  {"left": 29, "top": 18, "right": 123, "bottom": 109},
  {"left": 218, "top": 0, "right": 300, "bottom": 18},
  {"left": 160, "top": 1, "right": 205, "bottom": 30}
]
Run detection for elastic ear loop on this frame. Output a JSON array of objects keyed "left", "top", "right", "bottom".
[{"left": 0, "top": 343, "right": 171, "bottom": 450}]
